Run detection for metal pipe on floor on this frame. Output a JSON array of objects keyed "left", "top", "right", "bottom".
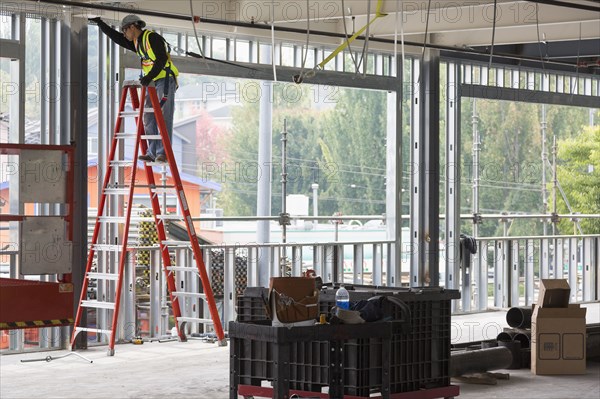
[
  {"left": 588, "top": 333, "right": 600, "bottom": 359},
  {"left": 506, "top": 307, "right": 533, "bottom": 329},
  {"left": 512, "top": 332, "right": 531, "bottom": 349},
  {"left": 450, "top": 346, "right": 513, "bottom": 377}
]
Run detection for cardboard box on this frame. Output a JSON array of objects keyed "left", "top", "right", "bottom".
[
  {"left": 537, "top": 279, "right": 570, "bottom": 308},
  {"left": 531, "top": 279, "right": 587, "bottom": 375}
]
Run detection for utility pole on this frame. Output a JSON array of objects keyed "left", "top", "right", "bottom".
[
  {"left": 541, "top": 104, "right": 548, "bottom": 236},
  {"left": 472, "top": 99, "right": 480, "bottom": 238}
]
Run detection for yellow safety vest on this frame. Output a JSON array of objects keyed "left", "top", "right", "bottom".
[{"left": 135, "top": 30, "right": 179, "bottom": 80}]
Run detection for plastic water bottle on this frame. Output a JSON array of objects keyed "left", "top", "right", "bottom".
[{"left": 335, "top": 285, "right": 350, "bottom": 310}]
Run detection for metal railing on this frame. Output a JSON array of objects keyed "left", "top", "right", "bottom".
[{"left": 2, "top": 215, "right": 598, "bottom": 352}]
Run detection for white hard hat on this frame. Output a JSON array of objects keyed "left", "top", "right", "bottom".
[{"left": 121, "top": 14, "right": 146, "bottom": 31}]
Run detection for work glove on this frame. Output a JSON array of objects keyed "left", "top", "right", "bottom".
[
  {"left": 139, "top": 75, "right": 152, "bottom": 87},
  {"left": 88, "top": 17, "right": 102, "bottom": 24}
]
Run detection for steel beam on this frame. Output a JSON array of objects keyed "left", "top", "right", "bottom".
[
  {"left": 583, "top": 237, "right": 596, "bottom": 301},
  {"left": 510, "top": 240, "right": 520, "bottom": 307},
  {"left": 525, "top": 240, "right": 535, "bottom": 305},
  {"left": 385, "top": 58, "right": 403, "bottom": 287},
  {"left": 462, "top": 84, "right": 599, "bottom": 108},
  {"left": 410, "top": 49, "right": 441, "bottom": 287},
  {"left": 445, "top": 61, "right": 461, "bottom": 300}
]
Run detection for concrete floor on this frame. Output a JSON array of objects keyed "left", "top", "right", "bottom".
[{"left": 2, "top": 304, "right": 599, "bottom": 399}]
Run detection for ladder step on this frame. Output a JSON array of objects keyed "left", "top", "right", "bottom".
[
  {"left": 92, "top": 244, "right": 137, "bottom": 251},
  {"left": 151, "top": 187, "right": 177, "bottom": 194},
  {"left": 140, "top": 135, "right": 163, "bottom": 140},
  {"left": 75, "top": 327, "right": 112, "bottom": 336},
  {"left": 81, "top": 300, "right": 116, "bottom": 310},
  {"left": 98, "top": 216, "right": 154, "bottom": 223},
  {"left": 167, "top": 266, "right": 199, "bottom": 273},
  {"left": 87, "top": 272, "right": 120, "bottom": 281},
  {"left": 114, "top": 133, "right": 137, "bottom": 139},
  {"left": 177, "top": 316, "right": 213, "bottom": 324},
  {"left": 110, "top": 160, "right": 134, "bottom": 167},
  {"left": 104, "top": 187, "right": 130, "bottom": 195},
  {"left": 162, "top": 240, "right": 193, "bottom": 246},
  {"left": 120, "top": 108, "right": 154, "bottom": 116},
  {"left": 156, "top": 214, "right": 184, "bottom": 220},
  {"left": 173, "top": 292, "right": 206, "bottom": 299}
]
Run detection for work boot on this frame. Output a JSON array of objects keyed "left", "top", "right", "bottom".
[
  {"left": 155, "top": 154, "right": 167, "bottom": 163},
  {"left": 138, "top": 154, "right": 154, "bottom": 162}
]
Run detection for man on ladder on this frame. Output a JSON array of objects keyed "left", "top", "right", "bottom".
[
  {"left": 90, "top": 14, "right": 178, "bottom": 163},
  {"left": 72, "top": 16, "right": 226, "bottom": 355}
]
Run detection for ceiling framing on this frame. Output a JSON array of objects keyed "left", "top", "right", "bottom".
[{"left": 10, "top": 0, "right": 600, "bottom": 72}]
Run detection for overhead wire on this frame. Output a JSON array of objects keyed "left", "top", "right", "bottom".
[
  {"left": 535, "top": 3, "right": 547, "bottom": 76},
  {"left": 187, "top": 0, "right": 215, "bottom": 73},
  {"left": 571, "top": 22, "right": 582, "bottom": 98},
  {"left": 341, "top": 0, "right": 360, "bottom": 73},
  {"left": 394, "top": 1, "right": 398, "bottom": 73},
  {"left": 398, "top": 0, "right": 406, "bottom": 78},
  {"left": 270, "top": 0, "right": 277, "bottom": 81},
  {"left": 418, "top": 0, "right": 432, "bottom": 83},
  {"left": 297, "top": 0, "right": 311, "bottom": 82},
  {"left": 356, "top": 0, "right": 372, "bottom": 77},
  {"left": 488, "top": 0, "right": 498, "bottom": 80}
]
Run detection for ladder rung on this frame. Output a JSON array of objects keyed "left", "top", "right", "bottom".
[
  {"left": 104, "top": 187, "right": 130, "bottom": 195},
  {"left": 120, "top": 108, "right": 154, "bottom": 116},
  {"left": 114, "top": 133, "right": 137, "bottom": 139},
  {"left": 110, "top": 160, "right": 134, "bottom": 166},
  {"left": 173, "top": 292, "right": 206, "bottom": 299},
  {"left": 87, "top": 272, "right": 119, "bottom": 281},
  {"left": 151, "top": 187, "right": 177, "bottom": 194},
  {"left": 98, "top": 216, "right": 154, "bottom": 223},
  {"left": 177, "top": 316, "right": 213, "bottom": 324},
  {"left": 162, "top": 240, "right": 193, "bottom": 246},
  {"left": 140, "top": 135, "right": 163, "bottom": 140},
  {"left": 167, "top": 266, "right": 199, "bottom": 273},
  {"left": 156, "top": 214, "right": 184, "bottom": 220},
  {"left": 92, "top": 244, "right": 136, "bottom": 251},
  {"left": 123, "top": 80, "right": 142, "bottom": 87},
  {"left": 75, "top": 327, "right": 112, "bottom": 335},
  {"left": 81, "top": 300, "right": 115, "bottom": 310}
]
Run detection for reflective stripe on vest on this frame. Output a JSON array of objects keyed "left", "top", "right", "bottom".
[{"left": 135, "top": 30, "right": 179, "bottom": 81}]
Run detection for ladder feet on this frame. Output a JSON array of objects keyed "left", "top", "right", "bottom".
[
  {"left": 107, "top": 348, "right": 115, "bottom": 356},
  {"left": 218, "top": 339, "right": 228, "bottom": 347}
]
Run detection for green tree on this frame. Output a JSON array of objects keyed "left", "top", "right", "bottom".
[
  {"left": 217, "top": 81, "right": 322, "bottom": 216},
  {"left": 318, "top": 88, "right": 387, "bottom": 216},
  {"left": 553, "top": 126, "right": 600, "bottom": 234}
]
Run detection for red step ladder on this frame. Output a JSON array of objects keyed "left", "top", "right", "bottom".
[{"left": 71, "top": 81, "right": 226, "bottom": 355}]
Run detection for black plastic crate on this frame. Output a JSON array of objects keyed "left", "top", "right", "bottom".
[
  {"left": 234, "top": 286, "right": 459, "bottom": 395},
  {"left": 235, "top": 294, "right": 269, "bottom": 322},
  {"left": 229, "top": 320, "right": 397, "bottom": 399}
]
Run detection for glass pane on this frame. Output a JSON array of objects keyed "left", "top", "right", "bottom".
[
  {"left": 24, "top": 18, "right": 41, "bottom": 144},
  {"left": 236, "top": 40, "right": 250, "bottom": 63},
  {"left": 162, "top": 33, "right": 178, "bottom": 50},
  {"left": 0, "top": 14, "right": 11, "bottom": 39},
  {"left": 0, "top": 58, "right": 13, "bottom": 141},
  {"left": 259, "top": 43, "right": 271, "bottom": 64},
  {"left": 0, "top": 56, "right": 22, "bottom": 144},
  {"left": 281, "top": 45, "right": 293, "bottom": 67},
  {"left": 323, "top": 51, "right": 336, "bottom": 71},
  {"left": 187, "top": 34, "right": 201, "bottom": 54},
  {"left": 212, "top": 37, "right": 226, "bottom": 59},
  {"left": 366, "top": 54, "right": 375, "bottom": 75}
]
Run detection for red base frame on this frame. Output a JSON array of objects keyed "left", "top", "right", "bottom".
[
  {"left": 236, "top": 384, "right": 460, "bottom": 399},
  {"left": 0, "top": 278, "right": 74, "bottom": 330}
]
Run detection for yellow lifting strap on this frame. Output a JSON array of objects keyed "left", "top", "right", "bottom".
[{"left": 318, "top": 0, "right": 387, "bottom": 70}]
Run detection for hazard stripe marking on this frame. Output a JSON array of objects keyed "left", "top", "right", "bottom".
[{"left": 0, "top": 319, "right": 74, "bottom": 329}]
